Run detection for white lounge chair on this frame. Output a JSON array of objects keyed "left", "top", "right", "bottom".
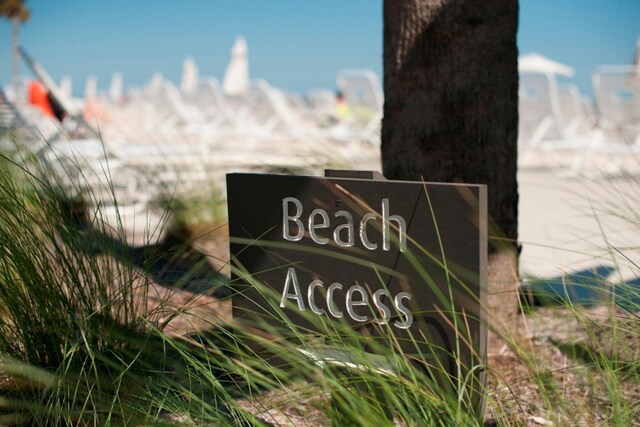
[{"left": 592, "top": 65, "right": 640, "bottom": 147}]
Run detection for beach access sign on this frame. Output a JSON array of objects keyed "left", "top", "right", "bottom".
[{"left": 227, "top": 171, "right": 487, "bottom": 407}]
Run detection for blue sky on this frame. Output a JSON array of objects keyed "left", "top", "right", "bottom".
[{"left": 1, "top": 0, "right": 638, "bottom": 98}]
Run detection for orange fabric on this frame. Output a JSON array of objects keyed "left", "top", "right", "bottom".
[{"left": 28, "top": 80, "right": 55, "bottom": 117}]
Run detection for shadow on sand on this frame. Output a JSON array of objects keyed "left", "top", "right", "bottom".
[
  {"left": 519, "top": 265, "right": 640, "bottom": 311},
  {"left": 62, "top": 198, "right": 232, "bottom": 298}
]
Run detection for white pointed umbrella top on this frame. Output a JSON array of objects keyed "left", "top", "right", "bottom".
[
  {"left": 231, "top": 36, "right": 247, "bottom": 58},
  {"left": 180, "top": 56, "right": 199, "bottom": 95},
  {"left": 518, "top": 53, "right": 575, "bottom": 77},
  {"left": 223, "top": 36, "right": 250, "bottom": 96}
]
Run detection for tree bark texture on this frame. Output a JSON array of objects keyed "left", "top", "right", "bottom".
[
  {"left": 12, "top": 16, "right": 19, "bottom": 94},
  {"left": 382, "top": 0, "right": 519, "bottom": 247}
]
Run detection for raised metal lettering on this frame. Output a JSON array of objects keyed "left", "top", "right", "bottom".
[
  {"left": 307, "top": 279, "right": 325, "bottom": 315},
  {"left": 282, "top": 197, "right": 304, "bottom": 241},
  {"left": 382, "top": 198, "right": 407, "bottom": 252},
  {"left": 309, "top": 208, "right": 330, "bottom": 244},
  {"left": 372, "top": 289, "right": 391, "bottom": 324},
  {"left": 346, "top": 285, "right": 369, "bottom": 322},
  {"left": 280, "top": 267, "right": 305, "bottom": 310},
  {"left": 327, "top": 282, "right": 343, "bottom": 318},
  {"left": 393, "top": 292, "right": 413, "bottom": 329},
  {"left": 333, "top": 210, "right": 355, "bottom": 247},
  {"left": 359, "top": 212, "right": 378, "bottom": 250}
]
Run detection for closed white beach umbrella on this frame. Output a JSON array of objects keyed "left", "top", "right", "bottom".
[
  {"left": 180, "top": 57, "right": 199, "bottom": 95},
  {"left": 222, "top": 36, "right": 249, "bottom": 96}
]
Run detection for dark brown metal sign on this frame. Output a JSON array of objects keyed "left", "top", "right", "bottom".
[{"left": 227, "top": 171, "right": 487, "bottom": 411}]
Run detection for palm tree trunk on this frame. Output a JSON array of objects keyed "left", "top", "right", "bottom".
[
  {"left": 12, "top": 15, "right": 20, "bottom": 99},
  {"left": 382, "top": 0, "right": 520, "bottom": 324},
  {"left": 381, "top": 0, "right": 519, "bottom": 248}
]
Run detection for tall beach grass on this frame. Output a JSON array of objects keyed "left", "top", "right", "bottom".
[{"left": 0, "top": 136, "right": 638, "bottom": 426}]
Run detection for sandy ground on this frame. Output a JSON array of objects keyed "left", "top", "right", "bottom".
[{"left": 518, "top": 167, "right": 640, "bottom": 282}]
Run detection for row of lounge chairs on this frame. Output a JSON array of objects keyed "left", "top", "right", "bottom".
[
  {"left": 519, "top": 61, "right": 640, "bottom": 176},
  {"left": 3, "top": 51, "right": 638, "bottom": 240},
  {"left": 0, "top": 67, "right": 384, "bottom": 241}
]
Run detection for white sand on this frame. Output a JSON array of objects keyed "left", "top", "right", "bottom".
[{"left": 519, "top": 168, "right": 640, "bottom": 282}]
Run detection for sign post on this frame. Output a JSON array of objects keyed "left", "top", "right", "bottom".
[{"left": 227, "top": 171, "right": 487, "bottom": 417}]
